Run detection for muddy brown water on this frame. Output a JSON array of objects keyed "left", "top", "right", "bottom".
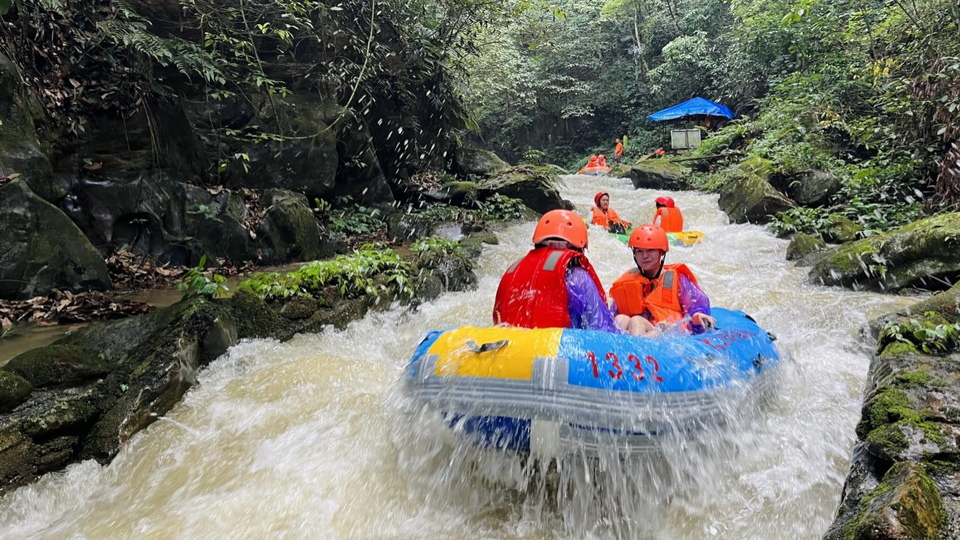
[{"left": 0, "top": 176, "right": 918, "bottom": 539}]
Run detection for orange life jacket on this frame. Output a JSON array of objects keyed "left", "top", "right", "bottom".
[
  {"left": 590, "top": 207, "right": 631, "bottom": 229},
  {"left": 586, "top": 158, "right": 598, "bottom": 168},
  {"left": 615, "top": 142, "right": 624, "bottom": 157},
  {"left": 653, "top": 207, "right": 684, "bottom": 233},
  {"left": 597, "top": 156, "right": 607, "bottom": 167},
  {"left": 608, "top": 264, "right": 699, "bottom": 325}
]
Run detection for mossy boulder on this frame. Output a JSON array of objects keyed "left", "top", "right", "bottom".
[
  {"left": 0, "top": 180, "right": 112, "bottom": 299},
  {"left": 228, "top": 289, "right": 290, "bottom": 340},
  {"left": 477, "top": 166, "right": 564, "bottom": 214},
  {"left": 427, "top": 181, "right": 478, "bottom": 207},
  {"left": 453, "top": 146, "right": 509, "bottom": 177},
  {"left": 832, "top": 462, "right": 945, "bottom": 540},
  {"left": 0, "top": 371, "right": 33, "bottom": 413},
  {"left": 786, "top": 233, "right": 826, "bottom": 262},
  {"left": 776, "top": 170, "right": 841, "bottom": 207},
  {"left": 809, "top": 213, "right": 960, "bottom": 292},
  {"left": 825, "top": 214, "right": 863, "bottom": 243},
  {"left": 3, "top": 345, "right": 110, "bottom": 389},
  {"left": 257, "top": 189, "right": 333, "bottom": 265},
  {"left": 717, "top": 173, "right": 796, "bottom": 224},
  {"left": 616, "top": 160, "right": 691, "bottom": 190},
  {"left": 0, "top": 53, "right": 61, "bottom": 203}
]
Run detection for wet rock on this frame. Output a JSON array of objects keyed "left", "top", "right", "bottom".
[
  {"left": 387, "top": 212, "right": 438, "bottom": 242},
  {"left": 809, "top": 213, "right": 960, "bottom": 292},
  {"left": 827, "top": 462, "right": 945, "bottom": 540},
  {"left": 717, "top": 173, "right": 796, "bottom": 224},
  {"left": 257, "top": 189, "right": 330, "bottom": 264},
  {"left": 17, "top": 385, "right": 102, "bottom": 438},
  {"left": 0, "top": 180, "right": 112, "bottom": 299},
  {"left": 228, "top": 289, "right": 290, "bottom": 340},
  {"left": 223, "top": 98, "right": 338, "bottom": 201},
  {"left": 426, "top": 181, "right": 478, "bottom": 207},
  {"left": 331, "top": 117, "right": 394, "bottom": 206},
  {"left": 0, "top": 427, "right": 36, "bottom": 491},
  {"left": 477, "top": 166, "right": 564, "bottom": 214},
  {"left": 0, "top": 53, "right": 60, "bottom": 203},
  {"left": 35, "top": 435, "right": 78, "bottom": 475},
  {"left": 3, "top": 345, "right": 110, "bottom": 389},
  {"left": 786, "top": 233, "right": 826, "bottom": 262},
  {"left": 615, "top": 160, "right": 692, "bottom": 190},
  {"left": 0, "top": 371, "right": 33, "bottom": 414},
  {"left": 777, "top": 170, "right": 841, "bottom": 207},
  {"left": 824, "top": 214, "right": 863, "bottom": 243},
  {"left": 278, "top": 297, "right": 319, "bottom": 320},
  {"left": 453, "top": 146, "right": 509, "bottom": 177}
]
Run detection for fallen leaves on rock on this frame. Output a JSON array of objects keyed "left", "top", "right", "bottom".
[
  {"left": 0, "top": 289, "right": 152, "bottom": 326},
  {"left": 241, "top": 188, "right": 266, "bottom": 240},
  {"left": 107, "top": 250, "right": 187, "bottom": 289}
]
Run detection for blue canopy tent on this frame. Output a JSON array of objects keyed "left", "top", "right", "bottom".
[{"left": 647, "top": 97, "right": 735, "bottom": 122}]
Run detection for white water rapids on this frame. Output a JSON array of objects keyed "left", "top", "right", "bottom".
[{"left": 0, "top": 175, "right": 917, "bottom": 539}]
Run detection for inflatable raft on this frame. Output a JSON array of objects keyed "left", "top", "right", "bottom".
[
  {"left": 403, "top": 308, "right": 780, "bottom": 455},
  {"left": 611, "top": 229, "right": 705, "bottom": 246},
  {"left": 578, "top": 165, "right": 612, "bottom": 175}
]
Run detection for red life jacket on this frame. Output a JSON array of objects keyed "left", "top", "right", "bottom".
[
  {"left": 608, "top": 263, "right": 699, "bottom": 325},
  {"left": 653, "top": 207, "right": 684, "bottom": 233},
  {"left": 493, "top": 247, "right": 605, "bottom": 328}
]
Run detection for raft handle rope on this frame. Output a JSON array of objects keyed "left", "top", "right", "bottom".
[{"left": 465, "top": 340, "right": 510, "bottom": 353}]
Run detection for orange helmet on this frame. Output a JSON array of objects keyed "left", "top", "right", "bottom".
[
  {"left": 628, "top": 224, "right": 669, "bottom": 252},
  {"left": 598, "top": 154, "right": 605, "bottom": 158},
  {"left": 533, "top": 209, "right": 588, "bottom": 249},
  {"left": 655, "top": 196, "right": 676, "bottom": 208},
  {"left": 594, "top": 191, "right": 609, "bottom": 207}
]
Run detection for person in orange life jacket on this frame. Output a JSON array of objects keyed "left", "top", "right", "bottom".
[
  {"left": 614, "top": 139, "right": 624, "bottom": 163},
  {"left": 597, "top": 154, "right": 608, "bottom": 168},
  {"left": 652, "top": 195, "right": 684, "bottom": 233},
  {"left": 585, "top": 155, "right": 599, "bottom": 168},
  {"left": 493, "top": 210, "right": 620, "bottom": 332},
  {"left": 609, "top": 224, "right": 715, "bottom": 337},
  {"left": 590, "top": 191, "right": 632, "bottom": 234}
]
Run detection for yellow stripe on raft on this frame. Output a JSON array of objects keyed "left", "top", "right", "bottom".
[
  {"left": 430, "top": 326, "right": 562, "bottom": 380},
  {"left": 669, "top": 231, "right": 705, "bottom": 245}
]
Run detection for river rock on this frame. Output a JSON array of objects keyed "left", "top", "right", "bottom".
[
  {"left": 778, "top": 170, "right": 841, "bottom": 207},
  {"left": 453, "top": 146, "right": 509, "bottom": 177},
  {"left": 809, "top": 212, "right": 960, "bottom": 292},
  {"left": 477, "top": 166, "right": 564, "bottom": 214},
  {"left": 717, "top": 173, "right": 796, "bottom": 224},
  {"left": 0, "top": 53, "right": 61, "bottom": 203},
  {"left": 614, "top": 160, "right": 691, "bottom": 190},
  {"left": 2, "top": 345, "right": 111, "bottom": 389},
  {"left": 0, "top": 372, "right": 33, "bottom": 414},
  {"left": 0, "top": 180, "right": 112, "bottom": 299},
  {"left": 824, "top": 214, "right": 863, "bottom": 243},
  {"left": 426, "top": 181, "right": 478, "bottom": 207},
  {"left": 257, "top": 189, "right": 332, "bottom": 264},
  {"left": 786, "top": 233, "right": 826, "bottom": 262}
]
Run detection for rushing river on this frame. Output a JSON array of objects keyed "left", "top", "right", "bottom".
[{"left": 0, "top": 175, "right": 917, "bottom": 539}]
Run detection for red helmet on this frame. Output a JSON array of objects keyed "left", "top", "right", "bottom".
[
  {"left": 533, "top": 210, "right": 588, "bottom": 249},
  {"left": 628, "top": 224, "right": 669, "bottom": 253},
  {"left": 655, "top": 196, "right": 676, "bottom": 208},
  {"left": 594, "top": 191, "right": 609, "bottom": 207}
]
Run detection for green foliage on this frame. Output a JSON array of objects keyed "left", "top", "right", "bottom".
[
  {"left": 881, "top": 312, "right": 960, "bottom": 355},
  {"left": 316, "top": 196, "right": 385, "bottom": 237},
  {"left": 520, "top": 149, "right": 547, "bottom": 165},
  {"left": 178, "top": 255, "right": 229, "bottom": 299},
  {"left": 412, "top": 237, "right": 465, "bottom": 267},
  {"left": 238, "top": 245, "right": 412, "bottom": 301},
  {"left": 477, "top": 193, "right": 528, "bottom": 221},
  {"left": 770, "top": 207, "right": 832, "bottom": 238}
]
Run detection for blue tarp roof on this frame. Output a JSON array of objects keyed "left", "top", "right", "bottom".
[{"left": 647, "top": 97, "right": 736, "bottom": 122}]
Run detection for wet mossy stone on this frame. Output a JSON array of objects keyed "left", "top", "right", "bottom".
[
  {"left": 786, "top": 233, "right": 826, "bottom": 261},
  {"left": 717, "top": 172, "right": 796, "bottom": 224},
  {"left": 825, "top": 214, "right": 863, "bottom": 243},
  {"left": 0, "top": 371, "right": 33, "bottom": 413},
  {"left": 617, "top": 160, "right": 691, "bottom": 190},
  {"left": 229, "top": 289, "right": 289, "bottom": 340},
  {"left": 783, "top": 170, "right": 841, "bottom": 207},
  {"left": 429, "top": 181, "right": 478, "bottom": 207},
  {"left": 0, "top": 427, "right": 36, "bottom": 492},
  {"left": 477, "top": 166, "right": 564, "bottom": 214},
  {"left": 453, "top": 146, "right": 509, "bottom": 177},
  {"left": 3, "top": 345, "right": 110, "bottom": 389},
  {"left": 257, "top": 189, "right": 327, "bottom": 265},
  {"left": 278, "top": 297, "right": 319, "bottom": 320},
  {"left": 0, "top": 180, "right": 112, "bottom": 299},
  {"left": 841, "top": 462, "right": 945, "bottom": 540},
  {"left": 810, "top": 213, "right": 960, "bottom": 292}
]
